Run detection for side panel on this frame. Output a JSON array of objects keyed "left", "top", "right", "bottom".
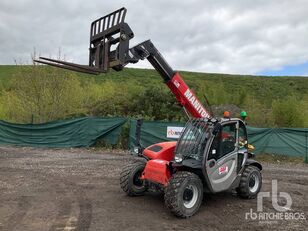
[
  {"left": 141, "top": 159, "right": 171, "bottom": 186},
  {"left": 143, "top": 141, "right": 176, "bottom": 161},
  {"left": 204, "top": 121, "right": 239, "bottom": 193},
  {"left": 205, "top": 151, "right": 238, "bottom": 192}
]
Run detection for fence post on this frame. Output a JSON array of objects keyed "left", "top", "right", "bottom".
[
  {"left": 134, "top": 119, "right": 143, "bottom": 153},
  {"left": 305, "top": 131, "right": 308, "bottom": 164}
]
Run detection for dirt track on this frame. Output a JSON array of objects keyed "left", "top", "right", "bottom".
[{"left": 0, "top": 147, "right": 307, "bottom": 231}]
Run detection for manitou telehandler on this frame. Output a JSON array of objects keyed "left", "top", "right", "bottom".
[{"left": 35, "top": 7, "right": 262, "bottom": 218}]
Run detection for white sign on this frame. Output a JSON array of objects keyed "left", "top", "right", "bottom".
[{"left": 166, "top": 126, "right": 184, "bottom": 139}]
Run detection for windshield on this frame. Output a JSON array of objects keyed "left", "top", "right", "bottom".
[{"left": 175, "top": 120, "right": 211, "bottom": 161}]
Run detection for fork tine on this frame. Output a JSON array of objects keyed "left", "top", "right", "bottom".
[
  {"left": 38, "top": 57, "right": 104, "bottom": 73},
  {"left": 34, "top": 59, "right": 101, "bottom": 75}
]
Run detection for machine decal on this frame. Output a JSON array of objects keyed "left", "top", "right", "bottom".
[
  {"left": 184, "top": 89, "right": 210, "bottom": 118},
  {"left": 219, "top": 165, "right": 229, "bottom": 175}
]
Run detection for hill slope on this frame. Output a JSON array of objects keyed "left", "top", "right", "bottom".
[{"left": 0, "top": 65, "right": 307, "bottom": 127}]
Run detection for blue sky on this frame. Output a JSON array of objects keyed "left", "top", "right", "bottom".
[{"left": 258, "top": 62, "right": 308, "bottom": 77}]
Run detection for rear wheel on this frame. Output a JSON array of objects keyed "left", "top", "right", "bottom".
[
  {"left": 164, "top": 171, "right": 203, "bottom": 218},
  {"left": 237, "top": 165, "right": 262, "bottom": 199},
  {"left": 120, "top": 161, "right": 147, "bottom": 196}
]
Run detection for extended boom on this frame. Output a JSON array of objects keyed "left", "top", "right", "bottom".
[{"left": 35, "top": 7, "right": 211, "bottom": 119}]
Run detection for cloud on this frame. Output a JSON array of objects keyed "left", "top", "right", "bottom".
[{"left": 0, "top": 0, "right": 308, "bottom": 75}]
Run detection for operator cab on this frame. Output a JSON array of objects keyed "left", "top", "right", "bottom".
[
  {"left": 174, "top": 117, "right": 249, "bottom": 193},
  {"left": 174, "top": 118, "right": 217, "bottom": 165}
]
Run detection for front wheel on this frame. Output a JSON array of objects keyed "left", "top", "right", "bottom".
[
  {"left": 164, "top": 171, "right": 203, "bottom": 218},
  {"left": 237, "top": 165, "right": 262, "bottom": 199},
  {"left": 120, "top": 161, "right": 147, "bottom": 196}
]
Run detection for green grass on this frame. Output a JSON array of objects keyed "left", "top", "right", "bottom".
[
  {"left": 0, "top": 65, "right": 21, "bottom": 88},
  {"left": 81, "top": 66, "right": 308, "bottom": 109},
  {"left": 1, "top": 65, "right": 308, "bottom": 110},
  {"left": 1, "top": 65, "right": 308, "bottom": 87},
  {"left": 72, "top": 67, "right": 308, "bottom": 106},
  {"left": 89, "top": 67, "right": 308, "bottom": 105}
]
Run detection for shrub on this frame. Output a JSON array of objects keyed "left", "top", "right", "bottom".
[
  {"left": 272, "top": 96, "right": 306, "bottom": 127},
  {"left": 2, "top": 65, "right": 85, "bottom": 123}
]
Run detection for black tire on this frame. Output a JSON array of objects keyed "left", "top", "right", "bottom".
[
  {"left": 120, "top": 161, "right": 147, "bottom": 196},
  {"left": 237, "top": 165, "right": 262, "bottom": 199},
  {"left": 164, "top": 171, "right": 203, "bottom": 218}
]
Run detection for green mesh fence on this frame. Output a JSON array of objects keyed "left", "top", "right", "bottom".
[
  {"left": 0, "top": 117, "right": 127, "bottom": 148},
  {"left": 129, "top": 119, "right": 308, "bottom": 160},
  {"left": 0, "top": 117, "right": 307, "bottom": 162}
]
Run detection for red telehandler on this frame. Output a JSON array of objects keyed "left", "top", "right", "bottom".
[{"left": 35, "top": 7, "right": 262, "bottom": 218}]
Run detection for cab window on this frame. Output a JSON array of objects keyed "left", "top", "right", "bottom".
[
  {"left": 208, "top": 123, "right": 237, "bottom": 160},
  {"left": 238, "top": 121, "right": 247, "bottom": 149}
]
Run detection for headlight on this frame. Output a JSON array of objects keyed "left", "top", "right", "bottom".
[{"left": 174, "top": 155, "right": 183, "bottom": 163}]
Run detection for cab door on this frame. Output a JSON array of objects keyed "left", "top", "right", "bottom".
[{"left": 204, "top": 121, "right": 239, "bottom": 193}]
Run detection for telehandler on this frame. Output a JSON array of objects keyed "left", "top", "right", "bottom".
[{"left": 35, "top": 7, "right": 262, "bottom": 218}]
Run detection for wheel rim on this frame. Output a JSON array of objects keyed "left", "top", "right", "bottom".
[
  {"left": 249, "top": 173, "right": 259, "bottom": 193},
  {"left": 133, "top": 169, "right": 144, "bottom": 188},
  {"left": 183, "top": 184, "right": 199, "bottom": 209}
]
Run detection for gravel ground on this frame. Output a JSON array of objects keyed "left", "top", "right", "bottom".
[{"left": 0, "top": 147, "right": 307, "bottom": 231}]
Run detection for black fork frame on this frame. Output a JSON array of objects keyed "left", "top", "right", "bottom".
[{"left": 35, "top": 8, "right": 136, "bottom": 74}]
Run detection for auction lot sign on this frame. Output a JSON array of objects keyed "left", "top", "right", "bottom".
[{"left": 245, "top": 180, "right": 306, "bottom": 223}]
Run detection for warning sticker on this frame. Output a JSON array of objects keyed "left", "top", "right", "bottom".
[{"left": 219, "top": 165, "right": 228, "bottom": 175}]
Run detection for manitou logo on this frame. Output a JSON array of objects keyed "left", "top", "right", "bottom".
[{"left": 184, "top": 89, "right": 210, "bottom": 118}]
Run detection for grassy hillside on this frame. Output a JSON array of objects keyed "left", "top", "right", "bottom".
[{"left": 0, "top": 65, "right": 307, "bottom": 127}]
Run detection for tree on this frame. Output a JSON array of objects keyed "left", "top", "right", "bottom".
[{"left": 2, "top": 65, "right": 85, "bottom": 123}]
